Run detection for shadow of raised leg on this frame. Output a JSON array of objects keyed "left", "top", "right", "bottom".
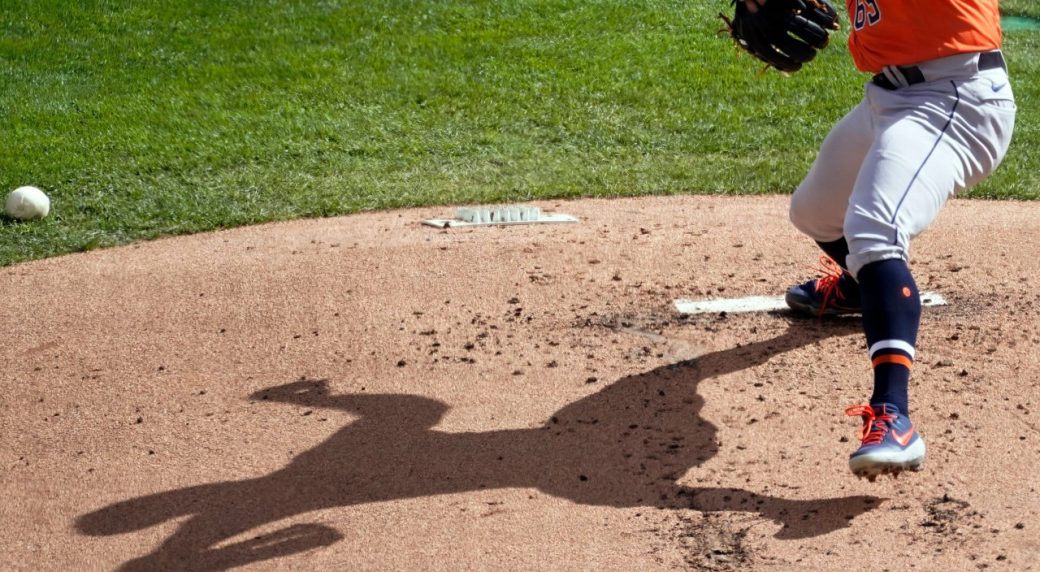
[
  {"left": 115, "top": 523, "right": 343, "bottom": 572},
  {"left": 77, "top": 483, "right": 222, "bottom": 536}
]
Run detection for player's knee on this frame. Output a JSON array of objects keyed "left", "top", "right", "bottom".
[
  {"left": 788, "top": 191, "right": 815, "bottom": 235},
  {"left": 844, "top": 210, "right": 909, "bottom": 278},
  {"left": 789, "top": 190, "right": 836, "bottom": 241}
]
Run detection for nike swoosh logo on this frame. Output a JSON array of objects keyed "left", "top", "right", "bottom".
[
  {"left": 992, "top": 82, "right": 1008, "bottom": 92},
  {"left": 892, "top": 427, "right": 914, "bottom": 447}
]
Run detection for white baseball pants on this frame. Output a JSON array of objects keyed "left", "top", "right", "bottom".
[{"left": 789, "top": 51, "right": 1017, "bottom": 277}]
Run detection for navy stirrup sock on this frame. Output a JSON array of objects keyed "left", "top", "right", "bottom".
[
  {"left": 857, "top": 259, "right": 921, "bottom": 416},
  {"left": 816, "top": 238, "right": 851, "bottom": 270}
]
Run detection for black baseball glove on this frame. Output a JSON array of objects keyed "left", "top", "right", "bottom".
[{"left": 721, "top": 0, "right": 840, "bottom": 72}]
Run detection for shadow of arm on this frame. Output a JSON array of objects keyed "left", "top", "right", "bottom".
[
  {"left": 251, "top": 379, "right": 449, "bottom": 428},
  {"left": 677, "top": 486, "right": 882, "bottom": 539}
]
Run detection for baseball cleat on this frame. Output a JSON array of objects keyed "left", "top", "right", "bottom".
[
  {"left": 785, "top": 255, "right": 862, "bottom": 317},
  {"left": 845, "top": 403, "right": 925, "bottom": 481}
]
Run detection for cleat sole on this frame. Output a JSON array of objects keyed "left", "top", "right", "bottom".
[
  {"left": 850, "top": 460, "right": 923, "bottom": 482},
  {"left": 848, "top": 438, "right": 926, "bottom": 479}
]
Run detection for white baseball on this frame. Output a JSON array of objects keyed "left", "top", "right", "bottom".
[{"left": 5, "top": 186, "right": 51, "bottom": 220}]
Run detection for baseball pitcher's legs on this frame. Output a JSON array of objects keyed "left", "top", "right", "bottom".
[
  {"left": 785, "top": 98, "right": 871, "bottom": 318},
  {"left": 857, "top": 259, "right": 921, "bottom": 415},
  {"left": 789, "top": 99, "right": 873, "bottom": 243},
  {"left": 836, "top": 108, "right": 947, "bottom": 478},
  {"left": 844, "top": 260, "right": 925, "bottom": 481}
]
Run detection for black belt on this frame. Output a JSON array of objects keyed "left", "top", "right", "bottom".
[{"left": 871, "top": 51, "right": 1006, "bottom": 90}]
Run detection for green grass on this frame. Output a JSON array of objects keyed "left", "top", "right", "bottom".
[
  {"left": 2, "top": 1, "right": 1038, "bottom": 265},
  {"left": 1001, "top": 0, "right": 1040, "bottom": 19}
]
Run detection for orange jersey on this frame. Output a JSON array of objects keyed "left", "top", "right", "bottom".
[{"left": 845, "top": 0, "right": 1002, "bottom": 72}]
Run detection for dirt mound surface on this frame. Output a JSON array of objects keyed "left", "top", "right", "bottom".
[{"left": 2, "top": 196, "right": 1038, "bottom": 570}]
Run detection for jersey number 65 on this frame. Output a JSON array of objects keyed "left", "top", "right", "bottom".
[{"left": 853, "top": 0, "right": 881, "bottom": 30}]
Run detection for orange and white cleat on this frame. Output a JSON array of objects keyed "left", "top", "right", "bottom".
[{"left": 845, "top": 403, "right": 925, "bottom": 481}]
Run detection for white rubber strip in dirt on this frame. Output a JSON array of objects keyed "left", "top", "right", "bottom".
[
  {"left": 673, "top": 292, "right": 948, "bottom": 315},
  {"left": 421, "top": 213, "right": 578, "bottom": 228}
]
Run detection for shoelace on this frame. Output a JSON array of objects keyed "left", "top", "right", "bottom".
[
  {"left": 811, "top": 255, "right": 850, "bottom": 318},
  {"left": 845, "top": 404, "right": 896, "bottom": 445}
]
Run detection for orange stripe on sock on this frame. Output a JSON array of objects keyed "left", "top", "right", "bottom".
[{"left": 871, "top": 354, "right": 913, "bottom": 369}]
